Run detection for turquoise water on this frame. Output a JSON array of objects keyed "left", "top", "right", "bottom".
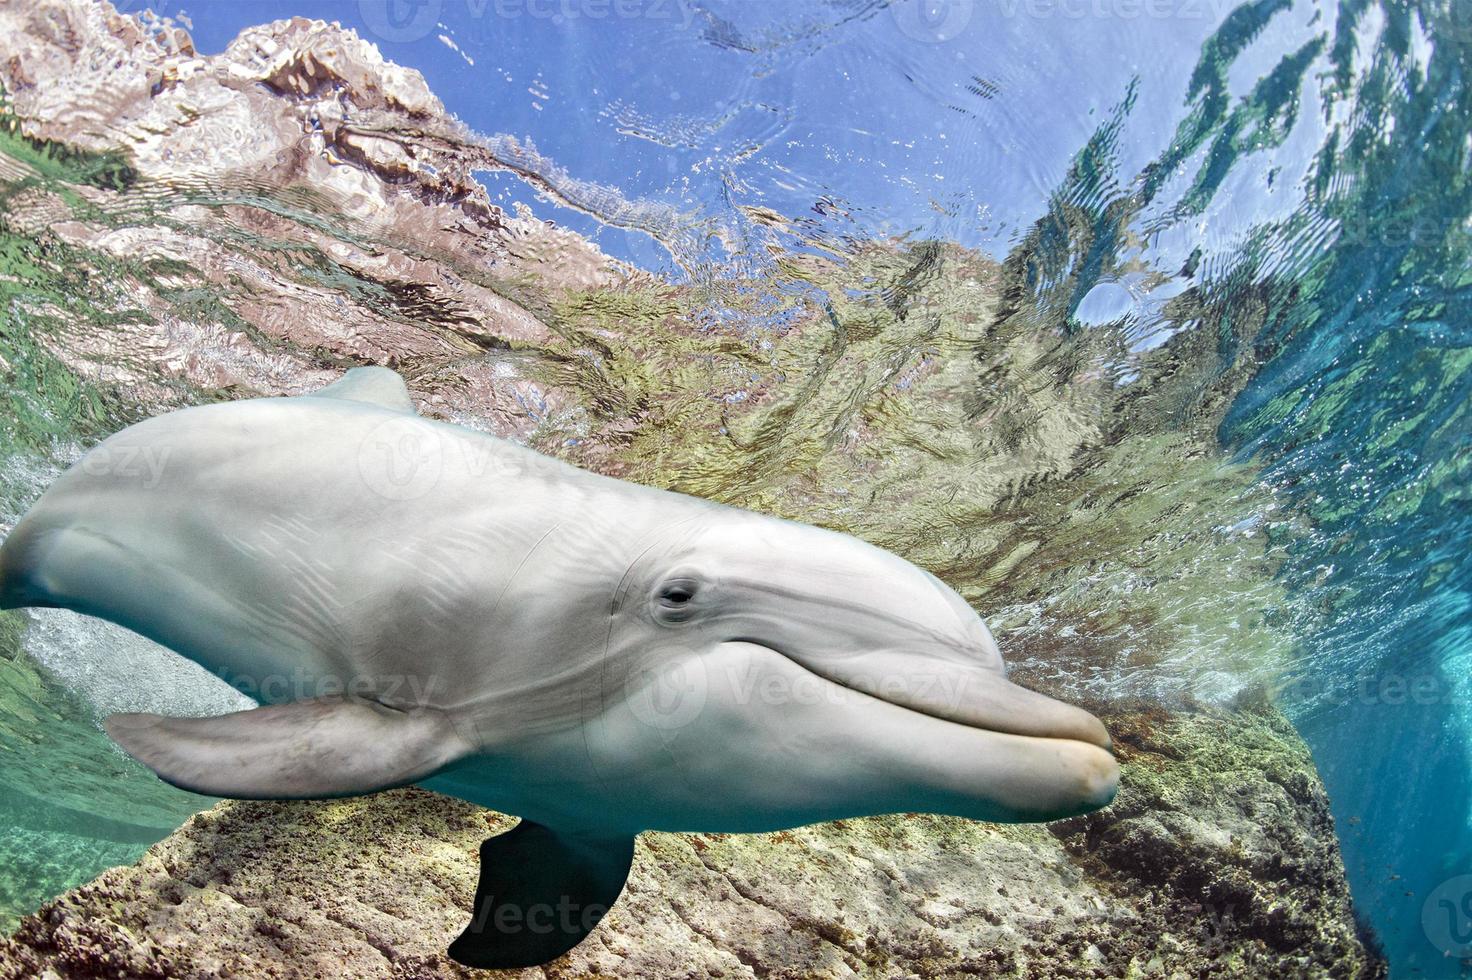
[
  {"left": 993, "top": 4, "right": 1472, "bottom": 970},
  {"left": 0, "top": 0, "right": 1467, "bottom": 974},
  {"left": 1200, "top": 5, "right": 1472, "bottom": 971}
]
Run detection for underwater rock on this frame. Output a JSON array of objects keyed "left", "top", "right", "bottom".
[
  {"left": 0, "top": 3, "right": 1385, "bottom": 975},
  {"left": 0, "top": 700, "right": 1384, "bottom": 979},
  {"left": 0, "top": 0, "right": 623, "bottom": 423}
]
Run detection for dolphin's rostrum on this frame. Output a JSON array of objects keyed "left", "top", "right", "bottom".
[{"left": 0, "top": 367, "right": 1118, "bottom": 968}]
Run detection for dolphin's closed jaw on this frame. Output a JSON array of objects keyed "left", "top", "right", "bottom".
[
  {"left": 859, "top": 694, "right": 1122, "bottom": 821},
  {"left": 779, "top": 647, "right": 1114, "bottom": 751},
  {"left": 679, "top": 642, "right": 1119, "bottom": 826},
  {"left": 730, "top": 627, "right": 1120, "bottom": 817},
  {"left": 972, "top": 677, "right": 1113, "bottom": 751},
  {"left": 819, "top": 656, "right": 1119, "bottom": 816}
]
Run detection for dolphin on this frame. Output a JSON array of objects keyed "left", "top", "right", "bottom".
[{"left": 0, "top": 367, "right": 1118, "bottom": 968}]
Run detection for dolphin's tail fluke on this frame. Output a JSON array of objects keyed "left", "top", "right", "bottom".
[{"left": 448, "top": 822, "right": 635, "bottom": 969}]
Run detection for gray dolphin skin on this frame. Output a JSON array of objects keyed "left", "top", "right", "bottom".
[{"left": 0, "top": 367, "right": 1118, "bottom": 968}]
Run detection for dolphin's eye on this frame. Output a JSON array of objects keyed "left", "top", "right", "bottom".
[
  {"left": 660, "top": 582, "right": 697, "bottom": 605},
  {"left": 653, "top": 576, "right": 701, "bottom": 623}
]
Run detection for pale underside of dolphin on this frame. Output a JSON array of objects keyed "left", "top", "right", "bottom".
[{"left": 0, "top": 367, "right": 1118, "bottom": 969}]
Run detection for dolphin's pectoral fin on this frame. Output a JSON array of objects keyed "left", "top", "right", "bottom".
[
  {"left": 305, "top": 366, "right": 416, "bottom": 414},
  {"left": 103, "top": 696, "right": 471, "bottom": 799},
  {"left": 448, "top": 821, "right": 636, "bottom": 969}
]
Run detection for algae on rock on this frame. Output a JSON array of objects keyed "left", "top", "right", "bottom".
[
  {"left": 0, "top": 3, "right": 1385, "bottom": 975},
  {"left": 0, "top": 702, "right": 1383, "bottom": 978}
]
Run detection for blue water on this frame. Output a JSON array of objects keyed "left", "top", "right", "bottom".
[{"left": 52, "top": 0, "right": 1472, "bottom": 973}]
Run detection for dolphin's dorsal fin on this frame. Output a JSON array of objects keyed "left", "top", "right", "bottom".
[
  {"left": 448, "top": 821, "right": 636, "bottom": 968},
  {"left": 104, "top": 697, "right": 472, "bottom": 798},
  {"left": 307, "top": 366, "right": 416, "bottom": 414}
]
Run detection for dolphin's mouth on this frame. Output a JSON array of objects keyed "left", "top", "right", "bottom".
[
  {"left": 709, "top": 639, "right": 1119, "bottom": 822},
  {"left": 733, "top": 638, "right": 1113, "bottom": 751}
]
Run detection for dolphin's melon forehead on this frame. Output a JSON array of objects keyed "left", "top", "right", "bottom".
[
  {"left": 671, "top": 511, "right": 933, "bottom": 586},
  {"left": 661, "top": 511, "right": 1001, "bottom": 656}
]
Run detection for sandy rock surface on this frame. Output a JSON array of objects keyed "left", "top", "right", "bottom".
[{"left": 0, "top": 702, "right": 1384, "bottom": 979}]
